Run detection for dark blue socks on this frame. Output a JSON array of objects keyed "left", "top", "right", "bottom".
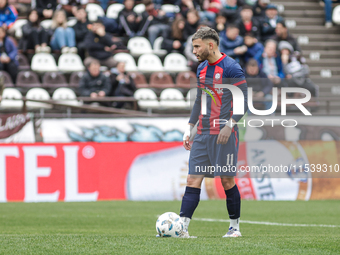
[
  {"left": 180, "top": 186, "right": 201, "bottom": 219},
  {"left": 224, "top": 184, "right": 241, "bottom": 219}
]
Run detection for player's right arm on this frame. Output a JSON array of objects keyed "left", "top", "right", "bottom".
[{"left": 183, "top": 87, "right": 202, "bottom": 150}]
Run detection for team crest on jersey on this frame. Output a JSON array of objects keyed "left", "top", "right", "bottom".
[{"left": 215, "top": 73, "right": 221, "bottom": 80}]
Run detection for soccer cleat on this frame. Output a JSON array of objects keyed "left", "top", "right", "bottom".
[
  {"left": 222, "top": 227, "right": 242, "bottom": 238},
  {"left": 178, "top": 231, "right": 197, "bottom": 238}
]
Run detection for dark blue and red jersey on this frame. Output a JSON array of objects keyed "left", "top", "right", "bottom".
[{"left": 189, "top": 53, "right": 248, "bottom": 135}]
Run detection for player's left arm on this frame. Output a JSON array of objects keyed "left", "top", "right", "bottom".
[{"left": 217, "top": 63, "right": 248, "bottom": 144}]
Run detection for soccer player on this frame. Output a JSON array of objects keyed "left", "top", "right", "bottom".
[{"left": 180, "top": 27, "right": 248, "bottom": 238}]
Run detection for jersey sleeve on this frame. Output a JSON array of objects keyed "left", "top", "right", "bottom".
[
  {"left": 189, "top": 86, "right": 202, "bottom": 125},
  {"left": 228, "top": 63, "right": 248, "bottom": 122}
]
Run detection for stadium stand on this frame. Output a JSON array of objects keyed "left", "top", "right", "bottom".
[
  {"left": 0, "top": 88, "right": 23, "bottom": 108},
  {"left": 25, "top": 88, "right": 52, "bottom": 109},
  {"left": 0, "top": 71, "right": 14, "bottom": 87},
  {"left": 134, "top": 88, "right": 159, "bottom": 110},
  {"left": 159, "top": 88, "right": 187, "bottom": 109},
  {"left": 2, "top": 0, "right": 340, "bottom": 115},
  {"left": 52, "top": 87, "right": 80, "bottom": 106}
]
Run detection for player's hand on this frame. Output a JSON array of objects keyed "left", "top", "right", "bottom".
[
  {"left": 183, "top": 124, "right": 194, "bottom": 150},
  {"left": 217, "top": 125, "right": 232, "bottom": 145}
]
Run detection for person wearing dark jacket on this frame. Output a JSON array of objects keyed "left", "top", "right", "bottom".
[
  {"left": 31, "top": 0, "right": 57, "bottom": 19},
  {"left": 72, "top": 6, "right": 89, "bottom": 59},
  {"left": 242, "top": 32, "right": 263, "bottom": 64},
  {"left": 220, "top": 0, "right": 243, "bottom": 24},
  {"left": 271, "top": 21, "right": 301, "bottom": 52},
  {"left": 161, "top": 17, "right": 186, "bottom": 54},
  {"left": 0, "top": 26, "right": 18, "bottom": 83},
  {"left": 118, "top": 0, "right": 141, "bottom": 38},
  {"left": 235, "top": 5, "right": 261, "bottom": 40},
  {"left": 83, "top": 19, "right": 117, "bottom": 69},
  {"left": 260, "top": 4, "right": 284, "bottom": 43},
  {"left": 219, "top": 24, "right": 246, "bottom": 63},
  {"left": 110, "top": 62, "right": 136, "bottom": 108},
  {"left": 138, "top": 0, "right": 170, "bottom": 47},
  {"left": 19, "top": 9, "right": 49, "bottom": 53},
  {"left": 79, "top": 59, "right": 111, "bottom": 105},
  {"left": 182, "top": 10, "right": 199, "bottom": 40},
  {"left": 252, "top": 0, "right": 269, "bottom": 21},
  {"left": 245, "top": 58, "right": 273, "bottom": 111}
]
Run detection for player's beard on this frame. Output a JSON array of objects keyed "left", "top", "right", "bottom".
[{"left": 197, "top": 48, "right": 210, "bottom": 63}]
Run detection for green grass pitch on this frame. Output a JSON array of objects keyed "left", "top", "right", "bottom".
[{"left": 0, "top": 200, "right": 339, "bottom": 254}]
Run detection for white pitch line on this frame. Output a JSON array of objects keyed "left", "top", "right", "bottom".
[{"left": 193, "top": 217, "right": 340, "bottom": 228}]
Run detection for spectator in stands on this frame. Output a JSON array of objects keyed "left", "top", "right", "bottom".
[
  {"left": 50, "top": 10, "right": 77, "bottom": 53},
  {"left": 0, "top": 26, "right": 18, "bottom": 83},
  {"left": 110, "top": 61, "right": 136, "bottom": 108},
  {"left": 271, "top": 21, "right": 301, "bottom": 52},
  {"left": 252, "top": 0, "right": 270, "bottom": 21},
  {"left": 279, "top": 41, "right": 318, "bottom": 97},
  {"left": 245, "top": 58, "right": 273, "bottom": 110},
  {"left": 183, "top": 10, "right": 200, "bottom": 40},
  {"left": 161, "top": 17, "right": 186, "bottom": 54},
  {"left": 220, "top": 0, "right": 242, "bottom": 24},
  {"left": 32, "top": 0, "right": 57, "bottom": 19},
  {"left": 19, "top": 9, "right": 50, "bottom": 54},
  {"left": 59, "top": 0, "right": 88, "bottom": 17},
  {"left": 260, "top": 4, "right": 283, "bottom": 43},
  {"left": 255, "top": 39, "right": 285, "bottom": 87},
  {"left": 139, "top": 0, "right": 170, "bottom": 47},
  {"left": 235, "top": 5, "right": 261, "bottom": 40},
  {"left": 98, "top": 0, "right": 111, "bottom": 11},
  {"left": 79, "top": 59, "right": 112, "bottom": 105},
  {"left": 180, "top": 0, "right": 198, "bottom": 19},
  {"left": 242, "top": 32, "right": 263, "bottom": 64},
  {"left": 214, "top": 12, "right": 227, "bottom": 33},
  {"left": 0, "top": 0, "right": 18, "bottom": 30},
  {"left": 83, "top": 19, "right": 118, "bottom": 69},
  {"left": 219, "top": 24, "right": 246, "bottom": 63},
  {"left": 200, "top": 0, "right": 222, "bottom": 22},
  {"left": 72, "top": 6, "right": 89, "bottom": 59},
  {"left": 323, "top": 0, "right": 340, "bottom": 28},
  {"left": 118, "top": 0, "right": 141, "bottom": 38}
]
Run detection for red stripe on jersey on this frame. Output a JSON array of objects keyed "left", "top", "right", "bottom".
[
  {"left": 208, "top": 53, "right": 227, "bottom": 66},
  {"left": 209, "top": 66, "right": 223, "bottom": 135},
  {"left": 234, "top": 130, "right": 238, "bottom": 148},
  {"left": 197, "top": 66, "right": 208, "bottom": 134},
  {"left": 233, "top": 80, "right": 246, "bottom": 86}
]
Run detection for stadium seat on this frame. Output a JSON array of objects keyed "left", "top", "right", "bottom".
[
  {"left": 129, "top": 72, "right": 148, "bottom": 88},
  {"left": 333, "top": 5, "right": 340, "bottom": 24},
  {"left": 69, "top": 71, "right": 85, "bottom": 88},
  {"left": 40, "top": 19, "right": 52, "bottom": 29},
  {"left": 26, "top": 88, "right": 52, "bottom": 109},
  {"left": 17, "top": 54, "right": 30, "bottom": 70},
  {"left": 113, "top": 53, "right": 138, "bottom": 72},
  {"left": 0, "top": 71, "right": 14, "bottom": 87},
  {"left": 67, "top": 18, "right": 77, "bottom": 27},
  {"left": 159, "top": 88, "right": 187, "bottom": 108},
  {"left": 186, "top": 88, "right": 197, "bottom": 108},
  {"left": 42, "top": 72, "right": 68, "bottom": 91},
  {"left": 127, "top": 37, "right": 153, "bottom": 56},
  {"left": 106, "top": 3, "right": 124, "bottom": 19},
  {"left": 16, "top": 71, "right": 41, "bottom": 88},
  {"left": 134, "top": 88, "right": 159, "bottom": 110},
  {"left": 137, "top": 54, "right": 163, "bottom": 72},
  {"left": 149, "top": 72, "right": 175, "bottom": 88},
  {"left": 133, "top": 4, "right": 145, "bottom": 14},
  {"left": 153, "top": 37, "right": 167, "bottom": 57},
  {"left": 161, "top": 4, "right": 180, "bottom": 14},
  {"left": 0, "top": 88, "right": 23, "bottom": 108},
  {"left": 31, "top": 53, "right": 58, "bottom": 72},
  {"left": 58, "top": 53, "right": 85, "bottom": 72},
  {"left": 176, "top": 71, "right": 197, "bottom": 89},
  {"left": 52, "top": 88, "right": 80, "bottom": 106},
  {"left": 13, "top": 19, "right": 27, "bottom": 39},
  {"left": 164, "top": 53, "right": 190, "bottom": 72},
  {"left": 86, "top": 3, "right": 105, "bottom": 22}
]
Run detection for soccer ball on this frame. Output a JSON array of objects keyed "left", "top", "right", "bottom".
[{"left": 156, "top": 212, "right": 184, "bottom": 237}]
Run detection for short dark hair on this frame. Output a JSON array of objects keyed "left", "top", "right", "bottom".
[
  {"left": 143, "top": 0, "right": 153, "bottom": 6},
  {"left": 277, "top": 20, "right": 287, "bottom": 28},
  {"left": 246, "top": 58, "right": 258, "bottom": 67},
  {"left": 226, "top": 24, "right": 239, "bottom": 30},
  {"left": 192, "top": 27, "right": 220, "bottom": 46},
  {"left": 244, "top": 32, "right": 256, "bottom": 38},
  {"left": 241, "top": 5, "right": 253, "bottom": 11}
]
